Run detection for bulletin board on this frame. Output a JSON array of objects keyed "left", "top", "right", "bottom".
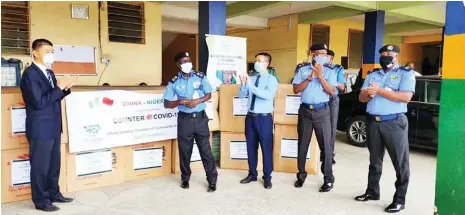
[{"left": 51, "top": 45, "right": 97, "bottom": 75}]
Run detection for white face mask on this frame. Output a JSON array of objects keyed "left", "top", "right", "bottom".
[
  {"left": 43, "top": 53, "right": 55, "bottom": 67},
  {"left": 180, "top": 62, "right": 193, "bottom": 74},
  {"left": 254, "top": 62, "right": 267, "bottom": 74}
]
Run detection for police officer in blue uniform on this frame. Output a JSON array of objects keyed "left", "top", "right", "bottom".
[
  {"left": 292, "top": 44, "right": 337, "bottom": 192},
  {"left": 355, "top": 45, "right": 415, "bottom": 213},
  {"left": 324, "top": 50, "right": 346, "bottom": 165},
  {"left": 237, "top": 53, "right": 278, "bottom": 189},
  {"left": 163, "top": 52, "right": 218, "bottom": 192}
]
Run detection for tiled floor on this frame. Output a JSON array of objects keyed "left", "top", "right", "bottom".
[{"left": 2, "top": 133, "right": 437, "bottom": 215}]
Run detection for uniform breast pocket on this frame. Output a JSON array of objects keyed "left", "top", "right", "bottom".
[
  {"left": 175, "top": 86, "right": 188, "bottom": 98},
  {"left": 387, "top": 79, "right": 401, "bottom": 91}
]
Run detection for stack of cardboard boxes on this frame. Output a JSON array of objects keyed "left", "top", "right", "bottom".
[
  {"left": 273, "top": 84, "right": 319, "bottom": 174},
  {"left": 1, "top": 88, "right": 67, "bottom": 203}
]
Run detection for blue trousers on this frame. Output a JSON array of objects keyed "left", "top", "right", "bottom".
[{"left": 245, "top": 114, "right": 273, "bottom": 182}]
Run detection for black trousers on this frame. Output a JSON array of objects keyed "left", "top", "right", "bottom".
[
  {"left": 365, "top": 114, "right": 410, "bottom": 204},
  {"left": 297, "top": 105, "right": 334, "bottom": 183},
  {"left": 177, "top": 111, "right": 218, "bottom": 185},
  {"left": 29, "top": 136, "right": 63, "bottom": 207},
  {"left": 321, "top": 95, "right": 339, "bottom": 164}
]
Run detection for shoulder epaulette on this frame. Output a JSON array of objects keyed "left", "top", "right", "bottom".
[
  {"left": 368, "top": 68, "right": 381, "bottom": 74},
  {"left": 295, "top": 62, "right": 311, "bottom": 73},
  {"left": 335, "top": 64, "right": 343, "bottom": 69},
  {"left": 324, "top": 64, "right": 336, "bottom": 69},
  {"left": 194, "top": 71, "right": 205, "bottom": 78},
  {"left": 169, "top": 75, "right": 178, "bottom": 84},
  {"left": 399, "top": 66, "right": 413, "bottom": 72}
]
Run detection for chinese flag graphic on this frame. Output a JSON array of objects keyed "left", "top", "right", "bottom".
[{"left": 102, "top": 97, "right": 114, "bottom": 106}]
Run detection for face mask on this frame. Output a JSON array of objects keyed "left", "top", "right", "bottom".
[
  {"left": 180, "top": 62, "right": 193, "bottom": 74},
  {"left": 313, "top": 55, "right": 329, "bottom": 65},
  {"left": 379, "top": 56, "right": 394, "bottom": 70},
  {"left": 254, "top": 62, "right": 267, "bottom": 73},
  {"left": 43, "top": 53, "right": 55, "bottom": 67}
]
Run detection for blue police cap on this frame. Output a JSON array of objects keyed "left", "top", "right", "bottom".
[
  {"left": 309, "top": 44, "right": 328, "bottom": 52},
  {"left": 379, "top": 44, "right": 400, "bottom": 54},
  {"left": 327, "top": 50, "right": 335, "bottom": 57},
  {"left": 174, "top": 51, "right": 190, "bottom": 62}
]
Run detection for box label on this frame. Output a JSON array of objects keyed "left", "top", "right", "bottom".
[
  {"left": 229, "top": 141, "right": 248, "bottom": 160},
  {"left": 285, "top": 95, "right": 301, "bottom": 116},
  {"left": 76, "top": 149, "right": 112, "bottom": 177},
  {"left": 133, "top": 147, "right": 163, "bottom": 171},
  {"left": 206, "top": 100, "right": 214, "bottom": 120},
  {"left": 191, "top": 140, "right": 201, "bottom": 162},
  {"left": 11, "top": 107, "right": 26, "bottom": 135},
  {"left": 11, "top": 159, "right": 31, "bottom": 186},
  {"left": 232, "top": 97, "right": 248, "bottom": 116},
  {"left": 280, "top": 138, "right": 310, "bottom": 159}
]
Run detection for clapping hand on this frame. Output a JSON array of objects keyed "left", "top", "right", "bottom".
[{"left": 367, "top": 82, "right": 380, "bottom": 98}]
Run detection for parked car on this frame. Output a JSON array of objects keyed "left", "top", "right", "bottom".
[{"left": 337, "top": 70, "right": 440, "bottom": 150}]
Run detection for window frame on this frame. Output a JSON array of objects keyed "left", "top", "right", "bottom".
[
  {"left": 309, "top": 24, "right": 330, "bottom": 49},
  {"left": 1, "top": 1, "right": 31, "bottom": 55},
  {"left": 347, "top": 29, "right": 364, "bottom": 69},
  {"left": 107, "top": 1, "right": 146, "bottom": 45}
]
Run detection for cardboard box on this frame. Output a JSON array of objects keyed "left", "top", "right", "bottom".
[
  {"left": 273, "top": 124, "right": 319, "bottom": 174},
  {"left": 220, "top": 132, "right": 262, "bottom": 170},
  {"left": 219, "top": 84, "right": 246, "bottom": 133},
  {"left": 208, "top": 92, "right": 220, "bottom": 131},
  {"left": 274, "top": 84, "right": 300, "bottom": 126},
  {"left": 1, "top": 88, "right": 69, "bottom": 150},
  {"left": 66, "top": 146, "right": 125, "bottom": 192},
  {"left": 1, "top": 144, "right": 67, "bottom": 203},
  {"left": 171, "top": 134, "right": 213, "bottom": 174},
  {"left": 124, "top": 141, "right": 172, "bottom": 182}
]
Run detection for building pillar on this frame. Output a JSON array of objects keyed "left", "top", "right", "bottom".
[
  {"left": 362, "top": 11, "right": 385, "bottom": 78},
  {"left": 434, "top": 2, "right": 465, "bottom": 215},
  {"left": 198, "top": 1, "right": 226, "bottom": 73}
]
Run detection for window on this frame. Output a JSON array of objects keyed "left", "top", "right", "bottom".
[
  {"left": 425, "top": 81, "right": 441, "bottom": 104},
  {"left": 1, "top": 1, "right": 30, "bottom": 55},
  {"left": 107, "top": 1, "right": 145, "bottom": 44},
  {"left": 310, "top": 25, "right": 330, "bottom": 48},
  {"left": 348, "top": 29, "right": 363, "bottom": 69}
]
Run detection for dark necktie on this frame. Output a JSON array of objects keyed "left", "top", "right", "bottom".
[
  {"left": 250, "top": 75, "right": 261, "bottom": 111},
  {"left": 46, "top": 69, "right": 54, "bottom": 88}
]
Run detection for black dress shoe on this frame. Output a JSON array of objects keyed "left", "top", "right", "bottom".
[
  {"left": 354, "top": 193, "right": 380, "bottom": 202},
  {"left": 319, "top": 183, "right": 333, "bottom": 192},
  {"left": 240, "top": 175, "right": 257, "bottom": 184},
  {"left": 35, "top": 204, "right": 60, "bottom": 212},
  {"left": 385, "top": 203, "right": 405, "bottom": 213},
  {"left": 264, "top": 181, "right": 272, "bottom": 189},
  {"left": 181, "top": 181, "right": 189, "bottom": 189},
  {"left": 207, "top": 184, "right": 216, "bottom": 192},
  {"left": 51, "top": 196, "right": 74, "bottom": 203},
  {"left": 294, "top": 179, "right": 305, "bottom": 188}
]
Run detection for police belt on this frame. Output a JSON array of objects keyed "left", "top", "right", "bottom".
[
  {"left": 178, "top": 110, "right": 206, "bottom": 118},
  {"left": 246, "top": 112, "right": 271, "bottom": 117},
  {"left": 300, "top": 102, "right": 328, "bottom": 111},
  {"left": 369, "top": 113, "right": 403, "bottom": 122}
]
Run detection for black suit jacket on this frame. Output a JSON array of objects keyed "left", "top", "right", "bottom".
[{"left": 20, "top": 63, "right": 71, "bottom": 140}]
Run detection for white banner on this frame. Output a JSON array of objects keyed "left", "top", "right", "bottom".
[
  {"left": 66, "top": 90, "right": 178, "bottom": 153},
  {"left": 205, "top": 35, "right": 247, "bottom": 90}
]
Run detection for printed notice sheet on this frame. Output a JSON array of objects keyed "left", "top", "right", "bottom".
[
  {"left": 191, "top": 142, "right": 201, "bottom": 162},
  {"left": 76, "top": 149, "right": 112, "bottom": 177},
  {"left": 206, "top": 100, "right": 214, "bottom": 120},
  {"left": 11, "top": 159, "right": 31, "bottom": 186},
  {"left": 229, "top": 141, "right": 248, "bottom": 160},
  {"left": 133, "top": 147, "right": 163, "bottom": 171},
  {"left": 232, "top": 97, "right": 248, "bottom": 116},
  {"left": 11, "top": 107, "right": 26, "bottom": 134},
  {"left": 285, "top": 95, "right": 301, "bottom": 116},
  {"left": 280, "top": 138, "right": 310, "bottom": 159}
]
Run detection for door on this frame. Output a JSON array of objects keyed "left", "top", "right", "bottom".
[{"left": 416, "top": 80, "right": 441, "bottom": 149}]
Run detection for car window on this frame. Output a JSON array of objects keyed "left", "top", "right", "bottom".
[
  {"left": 412, "top": 80, "right": 425, "bottom": 102},
  {"left": 426, "top": 81, "right": 441, "bottom": 104}
]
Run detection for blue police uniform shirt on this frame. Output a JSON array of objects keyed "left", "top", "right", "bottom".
[
  {"left": 238, "top": 72, "right": 279, "bottom": 114},
  {"left": 330, "top": 64, "right": 346, "bottom": 95},
  {"left": 362, "top": 65, "right": 416, "bottom": 115},
  {"left": 163, "top": 71, "right": 213, "bottom": 113},
  {"left": 292, "top": 64, "right": 337, "bottom": 104}
]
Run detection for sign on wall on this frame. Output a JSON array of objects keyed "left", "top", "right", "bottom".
[{"left": 66, "top": 90, "right": 178, "bottom": 153}]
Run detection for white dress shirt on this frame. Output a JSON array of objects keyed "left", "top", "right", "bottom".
[{"left": 33, "top": 62, "right": 54, "bottom": 87}]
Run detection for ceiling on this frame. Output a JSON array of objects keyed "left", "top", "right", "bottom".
[
  {"left": 347, "top": 14, "right": 409, "bottom": 25},
  {"left": 248, "top": 2, "right": 330, "bottom": 19}
]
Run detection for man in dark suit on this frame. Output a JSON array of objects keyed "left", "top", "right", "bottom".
[{"left": 20, "top": 39, "right": 77, "bottom": 212}]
